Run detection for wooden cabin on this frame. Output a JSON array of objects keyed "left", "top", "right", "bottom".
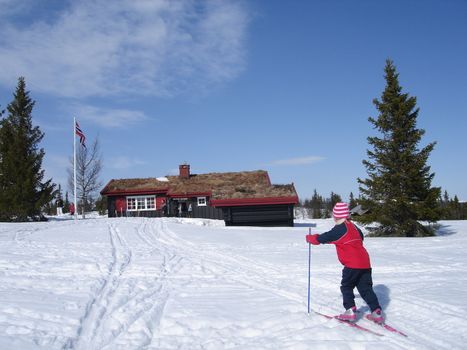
[{"left": 100, "top": 164, "right": 299, "bottom": 226}]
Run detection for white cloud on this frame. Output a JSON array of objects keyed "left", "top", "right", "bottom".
[
  {"left": 108, "top": 156, "right": 147, "bottom": 170},
  {"left": 70, "top": 104, "right": 149, "bottom": 128},
  {"left": 267, "top": 156, "right": 325, "bottom": 166},
  {"left": 0, "top": 0, "right": 249, "bottom": 98}
]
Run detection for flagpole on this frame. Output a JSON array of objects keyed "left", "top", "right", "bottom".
[{"left": 73, "top": 117, "right": 77, "bottom": 220}]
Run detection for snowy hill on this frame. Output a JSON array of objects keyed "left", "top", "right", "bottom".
[{"left": 0, "top": 217, "right": 466, "bottom": 349}]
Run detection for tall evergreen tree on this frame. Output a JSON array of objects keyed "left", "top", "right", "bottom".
[
  {"left": 357, "top": 60, "right": 441, "bottom": 237},
  {"left": 0, "top": 77, "right": 55, "bottom": 221}
]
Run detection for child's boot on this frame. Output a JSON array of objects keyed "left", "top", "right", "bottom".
[
  {"left": 367, "top": 308, "right": 384, "bottom": 324},
  {"left": 336, "top": 306, "right": 357, "bottom": 322}
]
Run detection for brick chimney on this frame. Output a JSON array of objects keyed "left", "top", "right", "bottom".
[{"left": 179, "top": 164, "right": 190, "bottom": 179}]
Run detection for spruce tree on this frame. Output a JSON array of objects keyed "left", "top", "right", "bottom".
[
  {"left": 450, "top": 196, "right": 461, "bottom": 220},
  {"left": 440, "top": 190, "right": 450, "bottom": 219},
  {"left": 95, "top": 195, "right": 108, "bottom": 216},
  {"left": 64, "top": 191, "right": 70, "bottom": 213},
  {"left": 349, "top": 192, "right": 357, "bottom": 210},
  {"left": 329, "top": 192, "right": 342, "bottom": 209},
  {"left": 0, "top": 77, "right": 55, "bottom": 221},
  {"left": 310, "top": 189, "right": 323, "bottom": 218},
  {"left": 324, "top": 192, "right": 342, "bottom": 218},
  {"left": 357, "top": 60, "right": 441, "bottom": 237},
  {"left": 57, "top": 184, "right": 63, "bottom": 202}
]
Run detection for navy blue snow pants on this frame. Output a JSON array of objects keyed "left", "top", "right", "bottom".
[{"left": 340, "top": 267, "right": 381, "bottom": 312}]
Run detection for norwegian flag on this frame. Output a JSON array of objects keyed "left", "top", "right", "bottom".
[{"left": 75, "top": 121, "right": 86, "bottom": 147}]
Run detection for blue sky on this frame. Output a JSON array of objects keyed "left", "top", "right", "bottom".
[{"left": 1, "top": 0, "right": 466, "bottom": 201}]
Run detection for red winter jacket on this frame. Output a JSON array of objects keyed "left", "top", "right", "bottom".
[{"left": 317, "top": 220, "right": 371, "bottom": 269}]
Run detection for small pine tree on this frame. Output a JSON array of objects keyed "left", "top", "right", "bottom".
[
  {"left": 440, "top": 190, "right": 450, "bottom": 219},
  {"left": 357, "top": 60, "right": 441, "bottom": 236},
  {"left": 95, "top": 195, "right": 108, "bottom": 216},
  {"left": 310, "top": 189, "right": 323, "bottom": 218},
  {"left": 324, "top": 192, "right": 342, "bottom": 218},
  {"left": 63, "top": 191, "right": 70, "bottom": 213},
  {"left": 450, "top": 196, "right": 461, "bottom": 220},
  {"left": 0, "top": 77, "right": 55, "bottom": 221},
  {"left": 329, "top": 192, "right": 342, "bottom": 209},
  {"left": 57, "top": 184, "right": 63, "bottom": 202},
  {"left": 349, "top": 192, "right": 357, "bottom": 210}
]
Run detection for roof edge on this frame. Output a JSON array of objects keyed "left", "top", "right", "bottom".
[
  {"left": 210, "top": 196, "right": 299, "bottom": 207},
  {"left": 101, "top": 189, "right": 168, "bottom": 196}
]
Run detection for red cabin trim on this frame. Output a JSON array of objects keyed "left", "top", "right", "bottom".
[
  {"left": 104, "top": 189, "right": 212, "bottom": 199},
  {"left": 210, "top": 196, "right": 299, "bottom": 207}
]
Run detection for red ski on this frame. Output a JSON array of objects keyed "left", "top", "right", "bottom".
[
  {"left": 365, "top": 314, "right": 408, "bottom": 337},
  {"left": 313, "top": 311, "right": 383, "bottom": 336}
]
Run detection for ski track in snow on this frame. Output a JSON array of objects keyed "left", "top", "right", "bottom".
[
  {"left": 0, "top": 217, "right": 466, "bottom": 349},
  {"left": 159, "top": 220, "right": 304, "bottom": 305},
  {"left": 67, "top": 224, "right": 132, "bottom": 349},
  {"left": 66, "top": 221, "right": 184, "bottom": 350}
]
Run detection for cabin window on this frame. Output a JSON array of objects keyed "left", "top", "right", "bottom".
[
  {"left": 127, "top": 197, "right": 137, "bottom": 210},
  {"left": 127, "top": 195, "right": 156, "bottom": 211},
  {"left": 197, "top": 197, "right": 207, "bottom": 207}
]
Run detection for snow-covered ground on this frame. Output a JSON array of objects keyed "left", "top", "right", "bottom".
[{"left": 0, "top": 216, "right": 466, "bottom": 349}]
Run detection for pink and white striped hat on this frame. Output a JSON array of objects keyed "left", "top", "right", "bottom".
[{"left": 332, "top": 202, "right": 350, "bottom": 219}]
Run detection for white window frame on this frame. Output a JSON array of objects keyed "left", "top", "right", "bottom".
[
  {"left": 127, "top": 195, "right": 156, "bottom": 211},
  {"left": 127, "top": 197, "right": 137, "bottom": 211},
  {"left": 197, "top": 197, "right": 207, "bottom": 207}
]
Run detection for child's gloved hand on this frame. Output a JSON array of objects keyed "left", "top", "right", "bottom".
[{"left": 306, "top": 234, "right": 320, "bottom": 245}]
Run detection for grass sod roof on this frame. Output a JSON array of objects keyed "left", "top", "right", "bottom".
[{"left": 101, "top": 170, "right": 298, "bottom": 200}]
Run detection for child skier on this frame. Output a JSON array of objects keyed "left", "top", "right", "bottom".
[{"left": 306, "top": 202, "right": 384, "bottom": 324}]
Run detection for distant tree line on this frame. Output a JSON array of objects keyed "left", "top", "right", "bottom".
[
  {"left": 439, "top": 191, "right": 467, "bottom": 220},
  {"left": 301, "top": 190, "right": 346, "bottom": 218},
  {"left": 43, "top": 183, "right": 107, "bottom": 217},
  {"left": 299, "top": 189, "right": 465, "bottom": 221},
  {"left": 41, "top": 184, "right": 107, "bottom": 216}
]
